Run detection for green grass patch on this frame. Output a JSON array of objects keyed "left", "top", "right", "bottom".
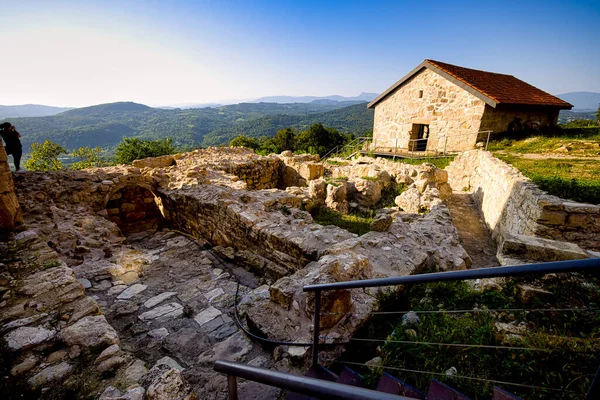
[
  {"left": 496, "top": 154, "right": 600, "bottom": 204},
  {"left": 327, "top": 160, "right": 349, "bottom": 166},
  {"left": 488, "top": 128, "right": 600, "bottom": 156},
  {"left": 395, "top": 156, "right": 455, "bottom": 169},
  {"left": 377, "top": 183, "right": 406, "bottom": 208},
  {"left": 311, "top": 208, "right": 373, "bottom": 235},
  {"left": 339, "top": 275, "right": 600, "bottom": 399}
]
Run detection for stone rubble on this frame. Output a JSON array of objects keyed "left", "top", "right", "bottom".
[{"left": 6, "top": 146, "right": 590, "bottom": 399}]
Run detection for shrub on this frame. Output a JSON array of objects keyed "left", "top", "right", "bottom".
[
  {"left": 115, "top": 137, "right": 175, "bottom": 165},
  {"left": 24, "top": 140, "right": 68, "bottom": 171},
  {"left": 71, "top": 146, "right": 105, "bottom": 170}
]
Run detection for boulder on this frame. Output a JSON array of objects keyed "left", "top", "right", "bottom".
[
  {"left": 326, "top": 182, "right": 348, "bottom": 214},
  {"left": 146, "top": 368, "right": 197, "bottom": 400},
  {"left": 395, "top": 187, "right": 421, "bottom": 213},
  {"left": 132, "top": 155, "right": 176, "bottom": 169},
  {"left": 352, "top": 178, "right": 382, "bottom": 207},
  {"left": 370, "top": 213, "right": 393, "bottom": 232},
  {"left": 60, "top": 315, "right": 119, "bottom": 349},
  {"left": 4, "top": 326, "right": 55, "bottom": 351}
]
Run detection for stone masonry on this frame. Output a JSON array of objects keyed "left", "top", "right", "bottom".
[
  {"left": 372, "top": 68, "right": 486, "bottom": 153},
  {"left": 446, "top": 150, "right": 600, "bottom": 254}
]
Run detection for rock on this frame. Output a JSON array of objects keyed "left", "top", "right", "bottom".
[
  {"left": 78, "top": 278, "right": 92, "bottom": 289},
  {"left": 132, "top": 155, "right": 176, "bottom": 169},
  {"left": 146, "top": 368, "right": 197, "bottom": 400},
  {"left": 325, "top": 182, "right": 348, "bottom": 213},
  {"left": 370, "top": 213, "right": 393, "bottom": 232},
  {"left": 97, "top": 355, "right": 127, "bottom": 373},
  {"left": 308, "top": 179, "right": 327, "bottom": 204},
  {"left": 95, "top": 344, "right": 121, "bottom": 364},
  {"left": 28, "top": 361, "right": 72, "bottom": 388},
  {"left": 518, "top": 284, "right": 553, "bottom": 304},
  {"left": 395, "top": 187, "right": 421, "bottom": 213},
  {"left": 47, "top": 349, "right": 68, "bottom": 364},
  {"left": 163, "top": 327, "right": 211, "bottom": 366},
  {"left": 4, "top": 326, "right": 55, "bottom": 351},
  {"left": 499, "top": 234, "right": 588, "bottom": 263},
  {"left": 93, "top": 279, "right": 113, "bottom": 291},
  {"left": 153, "top": 356, "right": 184, "bottom": 371},
  {"left": 115, "top": 301, "right": 141, "bottom": 316},
  {"left": 402, "top": 311, "right": 419, "bottom": 327},
  {"left": 144, "top": 292, "right": 177, "bottom": 308},
  {"left": 124, "top": 359, "right": 149, "bottom": 384},
  {"left": 107, "top": 284, "right": 128, "bottom": 296},
  {"left": 117, "top": 284, "right": 148, "bottom": 300},
  {"left": 148, "top": 328, "right": 169, "bottom": 340},
  {"left": 11, "top": 354, "right": 38, "bottom": 376},
  {"left": 194, "top": 306, "right": 222, "bottom": 327},
  {"left": 61, "top": 315, "right": 119, "bottom": 349},
  {"left": 269, "top": 277, "right": 296, "bottom": 310},
  {"left": 298, "top": 163, "right": 324, "bottom": 181},
  {"left": 353, "top": 178, "right": 382, "bottom": 206},
  {"left": 99, "top": 386, "right": 122, "bottom": 399},
  {"left": 204, "top": 288, "right": 224, "bottom": 302},
  {"left": 138, "top": 303, "right": 183, "bottom": 321},
  {"left": 100, "top": 386, "right": 145, "bottom": 400},
  {"left": 14, "top": 230, "right": 38, "bottom": 244},
  {"left": 196, "top": 331, "right": 253, "bottom": 366}
]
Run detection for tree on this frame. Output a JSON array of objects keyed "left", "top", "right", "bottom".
[
  {"left": 597, "top": 104, "right": 600, "bottom": 124},
  {"left": 272, "top": 128, "right": 296, "bottom": 153},
  {"left": 295, "top": 123, "right": 348, "bottom": 156},
  {"left": 229, "top": 135, "right": 260, "bottom": 150},
  {"left": 24, "top": 140, "right": 68, "bottom": 171},
  {"left": 115, "top": 137, "right": 175, "bottom": 165},
  {"left": 71, "top": 146, "right": 105, "bottom": 170}
]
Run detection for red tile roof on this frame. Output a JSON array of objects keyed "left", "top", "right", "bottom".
[
  {"left": 425, "top": 60, "right": 572, "bottom": 108},
  {"left": 368, "top": 60, "right": 573, "bottom": 109}
]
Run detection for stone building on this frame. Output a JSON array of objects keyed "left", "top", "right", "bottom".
[{"left": 368, "top": 59, "right": 572, "bottom": 153}]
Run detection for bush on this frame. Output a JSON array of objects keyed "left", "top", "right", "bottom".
[
  {"left": 24, "top": 140, "right": 68, "bottom": 171},
  {"left": 115, "top": 137, "right": 175, "bottom": 164},
  {"left": 229, "top": 135, "right": 260, "bottom": 150},
  {"left": 71, "top": 146, "right": 105, "bottom": 170}
]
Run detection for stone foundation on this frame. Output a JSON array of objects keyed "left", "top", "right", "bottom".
[
  {"left": 446, "top": 150, "right": 600, "bottom": 254},
  {"left": 0, "top": 142, "right": 23, "bottom": 238}
]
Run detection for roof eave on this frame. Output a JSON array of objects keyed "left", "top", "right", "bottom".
[{"left": 368, "top": 60, "right": 498, "bottom": 109}]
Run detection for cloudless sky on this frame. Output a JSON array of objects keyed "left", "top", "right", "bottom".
[{"left": 1, "top": 0, "right": 598, "bottom": 107}]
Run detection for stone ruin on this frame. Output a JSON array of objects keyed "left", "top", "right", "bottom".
[{"left": 0, "top": 143, "right": 596, "bottom": 399}]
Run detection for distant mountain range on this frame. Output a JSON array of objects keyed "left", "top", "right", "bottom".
[
  {"left": 251, "top": 92, "right": 378, "bottom": 104},
  {"left": 557, "top": 92, "right": 600, "bottom": 111},
  {"left": 2, "top": 101, "right": 373, "bottom": 152},
  {"left": 0, "top": 104, "right": 73, "bottom": 119}
]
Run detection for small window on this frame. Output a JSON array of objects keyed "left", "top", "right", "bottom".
[{"left": 419, "top": 90, "right": 423, "bottom": 98}]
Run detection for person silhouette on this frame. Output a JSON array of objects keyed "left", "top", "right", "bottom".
[{"left": 0, "top": 122, "right": 23, "bottom": 171}]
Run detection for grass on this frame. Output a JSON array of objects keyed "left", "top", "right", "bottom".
[
  {"left": 338, "top": 274, "right": 600, "bottom": 399},
  {"left": 311, "top": 207, "right": 373, "bottom": 236},
  {"left": 496, "top": 154, "right": 600, "bottom": 204},
  {"left": 394, "top": 156, "right": 455, "bottom": 169},
  {"left": 488, "top": 134, "right": 600, "bottom": 156}
]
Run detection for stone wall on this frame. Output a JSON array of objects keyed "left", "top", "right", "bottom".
[
  {"left": 480, "top": 105, "right": 560, "bottom": 135},
  {"left": 372, "top": 68, "right": 486, "bottom": 153},
  {"left": 446, "top": 150, "right": 600, "bottom": 251},
  {"left": 0, "top": 142, "right": 23, "bottom": 238}
]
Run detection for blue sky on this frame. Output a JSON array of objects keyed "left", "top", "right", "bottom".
[{"left": 1, "top": 0, "right": 598, "bottom": 107}]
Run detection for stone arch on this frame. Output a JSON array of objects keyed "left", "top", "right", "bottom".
[{"left": 103, "top": 183, "right": 167, "bottom": 234}]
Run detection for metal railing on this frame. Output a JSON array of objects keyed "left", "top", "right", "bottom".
[
  {"left": 342, "top": 130, "right": 495, "bottom": 160},
  {"left": 214, "top": 360, "right": 413, "bottom": 400},
  {"left": 304, "top": 258, "right": 600, "bottom": 399},
  {"left": 322, "top": 137, "right": 371, "bottom": 160},
  {"left": 215, "top": 258, "right": 600, "bottom": 399}
]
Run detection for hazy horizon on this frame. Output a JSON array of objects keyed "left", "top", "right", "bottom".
[{"left": 1, "top": 0, "right": 599, "bottom": 108}]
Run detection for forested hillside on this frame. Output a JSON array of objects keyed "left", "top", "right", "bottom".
[{"left": 2, "top": 101, "right": 373, "bottom": 151}]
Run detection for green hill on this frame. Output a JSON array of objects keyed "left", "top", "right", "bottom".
[{"left": 2, "top": 101, "right": 373, "bottom": 152}]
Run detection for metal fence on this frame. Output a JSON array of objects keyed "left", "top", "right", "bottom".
[{"left": 216, "top": 258, "right": 600, "bottom": 399}]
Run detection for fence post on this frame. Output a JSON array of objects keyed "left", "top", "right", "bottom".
[
  {"left": 485, "top": 131, "right": 491, "bottom": 151},
  {"left": 227, "top": 375, "right": 238, "bottom": 400},
  {"left": 312, "top": 290, "right": 321, "bottom": 367}
]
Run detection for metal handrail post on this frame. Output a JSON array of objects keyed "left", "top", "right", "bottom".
[
  {"left": 485, "top": 130, "right": 492, "bottom": 151},
  {"left": 312, "top": 290, "right": 321, "bottom": 367},
  {"left": 227, "top": 375, "right": 238, "bottom": 400}
]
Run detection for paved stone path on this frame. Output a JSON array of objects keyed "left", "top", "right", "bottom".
[
  {"left": 84, "top": 230, "right": 278, "bottom": 399},
  {"left": 446, "top": 192, "right": 500, "bottom": 269}
]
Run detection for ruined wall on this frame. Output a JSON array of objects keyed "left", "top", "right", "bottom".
[
  {"left": 447, "top": 150, "right": 600, "bottom": 251},
  {"left": 372, "top": 68, "right": 486, "bottom": 153},
  {"left": 479, "top": 105, "right": 560, "bottom": 134},
  {"left": 0, "top": 142, "right": 23, "bottom": 237}
]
